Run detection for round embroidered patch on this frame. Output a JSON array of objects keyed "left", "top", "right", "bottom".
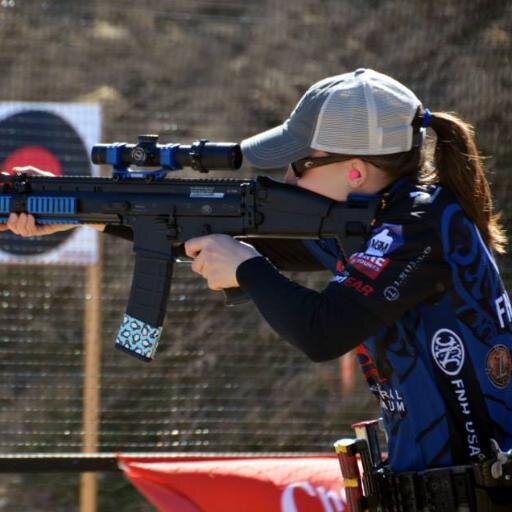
[
  {"left": 485, "top": 344, "right": 511, "bottom": 389},
  {"left": 431, "top": 329, "right": 465, "bottom": 376}
]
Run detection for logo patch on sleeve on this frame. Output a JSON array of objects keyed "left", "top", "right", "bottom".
[
  {"left": 485, "top": 344, "right": 511, "bottom": 389},
  {"left": 431, "top": 329, "right": 465, "bottom": 376},
  {"left": 410, "top": 187, "right": 441, "bottom": 205},
  {"left": 365, "top": 224, "right": 404, "bottom": 257},
  {"left": 348, "top": 252, "right": 390, "bottom": 279},
  {"left": 333, "top": 272, "right": 374, "bottom": 296}
]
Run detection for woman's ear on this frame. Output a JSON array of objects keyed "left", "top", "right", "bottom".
[{"left": 346, "top": 159, "right": 368, "bottom": 189}]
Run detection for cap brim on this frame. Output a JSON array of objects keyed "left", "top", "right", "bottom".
[{"left": 241, "top": 124, "right": 311, "bottom": 169}]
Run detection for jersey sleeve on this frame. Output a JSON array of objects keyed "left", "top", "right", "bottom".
[
  {"left": 335, "top": 217, "right": 451, "bottom": 325},
  {"left": 235, "top": 216, "right": 451, "bottom": 361},
  {"left": 236, "top": 255, "right": 389, "bottom": 361}
]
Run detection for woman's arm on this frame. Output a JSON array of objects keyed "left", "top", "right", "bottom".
[{"left": 236, "top": 256, "right": 384, "bottom": 361}]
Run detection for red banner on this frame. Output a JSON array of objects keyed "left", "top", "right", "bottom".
[{"left": 118, "top": 454, "right": 347, "bottom": 512}]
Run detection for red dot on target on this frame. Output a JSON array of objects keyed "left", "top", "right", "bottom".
[{"left": 2, "top": 146, "right": 63, "bottom": 176}]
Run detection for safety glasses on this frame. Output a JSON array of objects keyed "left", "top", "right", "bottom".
[{"left": 290, "top": 154, "right": 352, "bottom": 178}]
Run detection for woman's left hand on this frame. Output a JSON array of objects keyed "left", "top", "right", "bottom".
[{"left": 185, "top": 234, "right": 260, "bottom": 290}]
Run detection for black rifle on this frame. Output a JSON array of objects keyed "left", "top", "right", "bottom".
[{"left": 0, "top": 135, "right": 378, "bottom": 361}]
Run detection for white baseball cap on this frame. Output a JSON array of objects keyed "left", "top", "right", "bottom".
[{"left": 241, "top": 68, "right": 424, "bottom": 168}]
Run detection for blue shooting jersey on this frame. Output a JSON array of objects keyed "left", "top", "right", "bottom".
[
  {"left": 336, "top": 178, "right": 512, "bottom": 472},
  {"left": 237, "top": 176, "right": 512, "bottom": 472}
]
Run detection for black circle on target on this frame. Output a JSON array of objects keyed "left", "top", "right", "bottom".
[{"left": 0, "top": 110, "right": 91, "bottom": 256}]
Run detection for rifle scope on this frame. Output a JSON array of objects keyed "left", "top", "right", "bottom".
[{"left": 91, "top": 135, "right": 243, "bottom": 172}]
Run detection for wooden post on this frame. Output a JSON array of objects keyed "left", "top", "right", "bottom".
[{"left": 80, "top": 236, "right": 103, "bottom": 512}]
